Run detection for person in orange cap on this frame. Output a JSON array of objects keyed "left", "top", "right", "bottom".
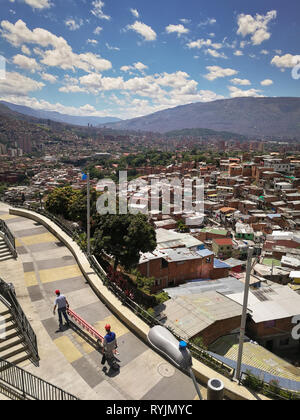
[{"left": 101, "top": 324, "right": 119, "bottom": 369}]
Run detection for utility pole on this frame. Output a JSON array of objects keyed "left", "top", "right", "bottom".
[
  {"left": 87, "top": 172, "right": 91, "bottom": 255},
  {"left": 235, "top": 246, "right": 254, "bottom": 381}
]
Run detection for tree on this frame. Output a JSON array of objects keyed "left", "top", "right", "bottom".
[
  {"left": 44, "top": 186, "right": 76, "bottom": 219},
  {"left": 68, "top": 187, "right": 99, "bottom": 230},
  {"left": 93, "top": 213, "right": 156, "bottom": 271}
]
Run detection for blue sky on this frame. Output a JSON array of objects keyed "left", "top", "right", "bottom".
[{"left": 0, "top": 0, "right": 299, "bottom": 119}]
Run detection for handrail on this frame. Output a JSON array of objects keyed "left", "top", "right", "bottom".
[
  {"left": 0, "top": 279, "right": 39, "bottom": 366},
  {"left": 0, "top": 219, "right": 17, "bottom": 258},
  {"left": 0, "top": 357, "right": 79, "bottom": 400}
]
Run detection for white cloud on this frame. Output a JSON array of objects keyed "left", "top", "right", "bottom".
[
  {"left": 198, "top": 18, "right": 216, "bottom": 27},
  {"left": 79, "top": 73, "right": 124, "bottom": 92},
  {"left": 21, "top": 45, "right": 31, "bottom": 55},
  {"left": 205, "top": 49, "right": 227, "bottom": 59},
  {"left": 187, "top": 38, "right": 222, "bottom": 50},
  {"left": 133, "top": 62, "right": 148, "bottom": 72},
  {"left": 0, "top": 94, "right": 114, "bottom": 117},
  {"left": 234, "top": 50, "right": 243, "bottom": 56},
  {"left": 65, "top": 18, "right": 84, "bottom": 31},
  {"left": 230, "top": 78, "right": 251, "bottom": 86},
  {"left": 91, "top": 1, "right": 111, "bottom": 20},
  {"left": 271, "top": 54, "right": 300, "bottom": 69},
  {"left": 87, "top": 39, "right": 98, "bottom": 45},
  {"left": 0, "top": 71, "right": 44, "bottom": 95},
  {"left": 127, "top": 21, "right": 157, "bottom": 41},
  {"left": 93, "top": 26, "right": 103, "bottom": 35},
  {"left": 121, "top": 62, "right": 148, "bottom": 74},
  {"left": 59, "top": 70, "right": 224, "bottom": 118},
  {"left": 59, "top": 85, "right": 86, "bottom": 93},
  {"left": 105, "top": 43, "right": 120, "bottom": 51},
  {"left": 1, "top": 19, "right": 112, "bottom": 73},
  {"left": 240, "top": 41, "right": 250, "bottom": 49},
  {"left": 19, "top": 0, "right": 52, "bottom": 10},
  {"left": 166, "top": 24, "right": 189, "bottom": 37},
  {"left": 13, "top": 54, "right": 41, "bottom": 73},
  {"left": 237, "top": 10, "right": 277, "bottom": 45},
  {"left": 180, "top": 19, "right": 191, "bottom": 24},
  {"left": 130, "top": 9, "right": 139, "bottom": 19},
  {"left": 260, "top": 79, "right": 273, "bottom": 86},
  {"left": 260, "top": 49, "right": 269, "bottom": 55},
  {"left": 204, "top": 66, "right": 238, "bottom": 81},
  {"left": 40, "top": 72, "right": 57, "bottom": 83},
  {"left": 229, "top": 86, "right": 263, "bottom": 98}
]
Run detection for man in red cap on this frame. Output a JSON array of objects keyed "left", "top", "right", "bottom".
[
  {"left": 101, "top": 324, "right": 118, "bottom": 369},
  {"left": 53, "top": 290, "right": 70, "bottom": 331}
]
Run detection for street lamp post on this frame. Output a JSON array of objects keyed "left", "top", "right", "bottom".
[
  {"left": 235, "top": 246, "right": 254, "bottom": 382},
  {"left": 87, "top": 172, "right": 91, "bottom": 255},
  {"left": 147, "top": 326, "right": 203, "bottom": 400}
]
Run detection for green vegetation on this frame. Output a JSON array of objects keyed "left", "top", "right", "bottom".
[
  {"left": 93, "top": 213, "right": 156, "bottom": 271},
  {"left": 177, "top": 219, "right": 189, "bottom": 233},
  {"left": 0, "top": 183, "right": 8, "bottom": 196},
  {"left": 190, "top": 336, "right": 207, "bottom": 350},
  {"left": 242, "top": 371, "right": 300, "bottom": 400}
]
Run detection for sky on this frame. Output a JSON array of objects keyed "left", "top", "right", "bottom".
[{"left": 0, "top": 0, "right": 299, "bottom": 120}]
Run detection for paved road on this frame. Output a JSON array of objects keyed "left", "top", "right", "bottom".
[{"left": 0, "top": 204, "right": 205, "bottom": 400}]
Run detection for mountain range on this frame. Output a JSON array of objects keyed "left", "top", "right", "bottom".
[
  {"left": 100, "top": 97, "right": 300, "bottom": 139},
  {"left": 0, "top": 101, "right": 122, "bottom": 127}
]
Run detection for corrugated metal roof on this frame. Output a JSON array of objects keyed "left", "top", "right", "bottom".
[{"left": 156, "top": 292, "right": 242, "bottom": 340}]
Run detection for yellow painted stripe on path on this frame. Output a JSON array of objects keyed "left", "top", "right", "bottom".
[
  {"left": 24, "top": 271, "right": 38, "bottom": 287},
  {"left": 0, "top": 214, "right": 18, "bottom": 221},
  {"left": 16, "top": 232, "right": 57, "bottom": 246},
  {"left": 39, "top": 265, "right": 82, "bottom": 284},
  {"left": 94, "top": 315, "right": 129, "bottom": 340},
  {"left": 54, "top": 336, "right": 83, "bottom": 363}
]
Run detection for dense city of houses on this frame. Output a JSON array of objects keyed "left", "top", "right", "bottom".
[{"left": 130, "top": 152, "right": 300, "bottom": 370}]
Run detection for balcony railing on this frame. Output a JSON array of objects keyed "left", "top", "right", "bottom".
[
  {"left": 0, "top": 278, "right": 39, "bottom": 366},
  {"left": 0, "top": 357, "right": 79, "bottom": 400},
  {"left": 0, "top": 219, "right": 17, "bottom": 258}
]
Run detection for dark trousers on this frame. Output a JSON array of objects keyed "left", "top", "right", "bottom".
[{"left": 58, "top": 307, "right": 69, "bottom": 327}]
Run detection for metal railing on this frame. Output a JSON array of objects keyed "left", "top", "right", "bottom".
[
  {"left": 0, "top": 357, "right": 79, "bottom": 400},
  {"left": 0, "top": 219, "right": 17, "bottom": 258},
  {"left": 240, "top": 372, "right": 300, "bottom": 401},
  {"left": 0, "top": 278, "right": 39, "bottom": 366}
]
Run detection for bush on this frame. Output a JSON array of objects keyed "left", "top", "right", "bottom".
[
  {"left": 155, "top": 292, "right": 169, "bottom": 305},
  {"left": 190, "top": 336, "right": 207, "bottom": 350},
  {"left": 242, "top": 371, "right": 263, "bottom": 392}
]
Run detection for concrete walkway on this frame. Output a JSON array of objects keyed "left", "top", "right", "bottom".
[{"left": 0, "top": 202, "right": 205, "bottom": 400}]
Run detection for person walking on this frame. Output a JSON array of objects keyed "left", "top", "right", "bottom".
[
  {"left": 101, "top": 324, "right": 119, "bottom": 369},
  {"left": 53, "top": 290, "right": 70, "bottom": 331}
]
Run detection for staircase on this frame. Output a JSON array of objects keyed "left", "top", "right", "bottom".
[
  {"left": 0, "top": 300, "right": 31, "bottom": 367},
  {"left": 0, "top": 237, "right": 14, "bottom": 262}
]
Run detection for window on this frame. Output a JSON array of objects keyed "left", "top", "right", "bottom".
[
  {"left": 206, "top": 257, "right": 211, "bottom": 263},
  {"left": 161, "top": 259, "right": 168, "bottom": 269}
]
